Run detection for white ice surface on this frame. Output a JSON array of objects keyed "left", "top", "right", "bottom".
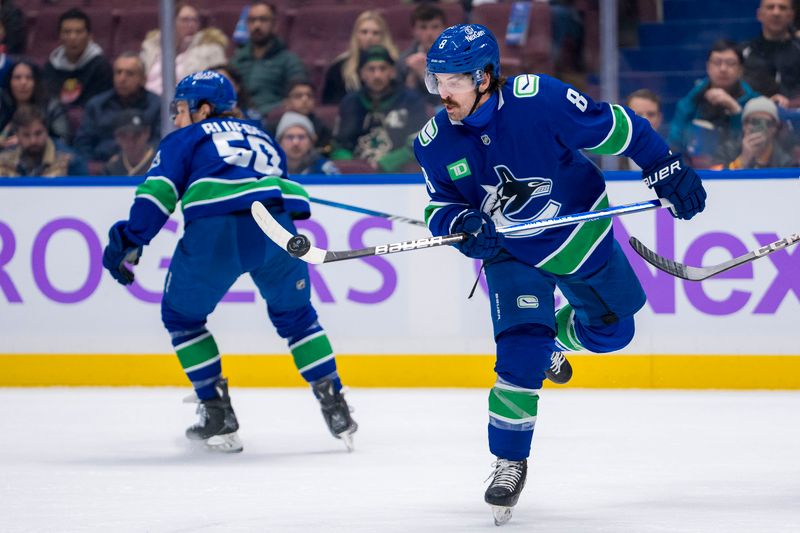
[{"left": 1, "top": 388, "right": 799, "bottom": 532}]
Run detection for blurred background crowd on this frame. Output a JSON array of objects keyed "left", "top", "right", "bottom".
[{"left": 0, "top": 0, "right": 799, "bottom": 177}]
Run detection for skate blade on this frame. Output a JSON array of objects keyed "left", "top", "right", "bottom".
[
  {"left": 204, "top": 432, "right": 243, "bottom": 453},
  {"left": 339, "top": 431, "right": 355, "bottom": 452},
  {"left": 491, "top": 505, "right": 513, "bottom": 526}
]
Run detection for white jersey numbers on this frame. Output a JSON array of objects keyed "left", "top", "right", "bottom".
[
  {"left": 212, "top": 131, "right": 282, "bottom": 176},
  {"left": 566, "top": 88, "right": 588, "bottom": 112}
]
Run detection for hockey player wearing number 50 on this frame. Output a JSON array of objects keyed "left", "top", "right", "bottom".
[
  {"left": 414, "top": 25, "right": 707, "bottom": 525},
  {"left": 101, "top": 71, "right": 358, "bottom": 453}
]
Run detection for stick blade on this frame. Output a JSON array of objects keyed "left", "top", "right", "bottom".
[
  {"left": 628, "top": 236, "right": 710, "bottom": 281},
  {"left": 250, "top": 201, "right": 327, "bottom": 264}
]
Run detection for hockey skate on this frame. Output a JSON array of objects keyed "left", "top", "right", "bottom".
[
  {"left": 185, "top": 378, "right": 243, "bottom": 453},
  {"left": 312, "top": 378, "right": 358, "bottom": 452},
  {"left": 485, "top": 458, "right": 527, "bottom": 526},
  {"left": 545, "top": 350, "right": 573, "bottom": 384}
]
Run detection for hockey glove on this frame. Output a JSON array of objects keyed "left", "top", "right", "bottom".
[
  {"left": 102, "top": 221, "right": 143, "bottom": 286},
  {"left": 642, "top": 153, "right": 707, "bottom": 220},
  {"left": 451, "top": 210, "right": 505, "bottom": 260}
]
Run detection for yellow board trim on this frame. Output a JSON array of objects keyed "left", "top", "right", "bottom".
[{"left": 1, "top": 354, "right": 800, "bottom": 389}]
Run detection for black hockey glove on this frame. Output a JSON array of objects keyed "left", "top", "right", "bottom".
[
  {"left": 451, "top": 210, "right": 505, "bottom": 260},
  {"left": 102, "top": 221, "right": 143, "bottom": 285},
  {"left": 642, "top": 153, "right": 707, "bottom": 220}
]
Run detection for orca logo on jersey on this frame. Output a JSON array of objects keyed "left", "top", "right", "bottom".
[{"left": 480, "top": 165, "right": 562, "bottom": 238}]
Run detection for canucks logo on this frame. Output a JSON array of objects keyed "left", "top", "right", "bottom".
[{"left": 480, "top": 165, "right": 561, "bottom": 237}]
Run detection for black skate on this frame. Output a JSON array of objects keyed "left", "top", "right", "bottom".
[
  {"left": 485, "top": 458, "right": 527, "bottom": 526},
  {"left": 185, "top": 378, "right": 243, "bottom": 453},
  {"left": 312, "top": 378, "right": 358, "bottom": 452},
  {"left": 545, "top": 350, "right": 572, "bottom": 384}
]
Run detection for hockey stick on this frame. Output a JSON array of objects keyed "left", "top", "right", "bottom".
[
  {"left": 629, "top": 233, "right": 800, "bottom": 281},
  {"left": 252, "top": 198, "right": 670, "bottom": 265},
  {"left": 309, "top": 197, "right": 426, "bottom": 227}
]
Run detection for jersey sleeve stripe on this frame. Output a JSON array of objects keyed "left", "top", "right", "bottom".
[
  {"left": 135, "top": 176, "right": 178, "bottom": 214},
  {"left": 182, "top": 176, "right": 309, "bottom": 210},
  {"left": 585, "top": 104, "right": 633, "bottom": 155}
]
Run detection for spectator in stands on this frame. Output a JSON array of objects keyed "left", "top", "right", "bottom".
[
  {"left": 742, "top": 0, "right": 800, "bottom": 108},
  {"left": 713, "top": 96, "right": 795, "bottom": 169},
  {"left": 74, "top": 52, "right": 160, "bottom": 164},
  {"left": 277, "top": 111, "right": 339, "bottom": 175},
  {"left": 0, "top": 105, "right": 85, "bottom": 177},
  {"left": 43, "top": 8, "right": 113, "bottom": 113},
  {"left": 229, "top": 1, "right": 307, "bottom": 116},
  {"left": 396, "top": 3, "right": 447, "bottom": 109},
  {"left": 331, "top": 45, "right": 427, "bottom": 173},
  {"left": 140, "top": 3, "right": 229, "bottom": 96},
  {"left": 621, "top": 89, "right": 664, "bottom": 170},
  {"left": 668, "top": 39, "right": 758, "bottom": 169},
  {"left": 0, "top": 60, "right": 70, "bottom": 148},
  {"left": 1, "top": 0, "right": 26, "bottom": 55},
  {"left": 264, "top": 79, "right": 333, "bottom": 154},
  {"left": 104, "top": 109, "right": 157, "bottom": 176},
  {"left": 321, "top": 10, "right": 399, "bottom": 106},
  {"left": 211, "top": 63, "right": 261, "bottom": 120}
]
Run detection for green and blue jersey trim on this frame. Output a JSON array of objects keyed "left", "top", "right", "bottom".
[{"left": 586, "top": 104, "right": 633, "bottom": 156}]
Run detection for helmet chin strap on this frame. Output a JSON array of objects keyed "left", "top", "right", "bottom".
[{"left": 466, "top": 89, "right": 485, "bottom": 118}]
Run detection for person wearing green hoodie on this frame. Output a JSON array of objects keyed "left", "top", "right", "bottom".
[
  {"left": 229, "top": 1, "right": 307, "bottom": 117},
  {"left": 42, "top": 8, "right": 112, "bottom": 113}
]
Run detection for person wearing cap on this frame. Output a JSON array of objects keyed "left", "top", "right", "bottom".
[
  {"left": 276, "top": 111, "right": 339, "bottom": 175},
  {"left": 331, "top": 44, "right": 427, "bottom": 172},
  {"left": 713, "top": 95, "right": 795, "bottom": 169},
  {"left": 104, "top": 110, "right": 156, "bottom": 176},
  {"left": 263, "top": 79, "right": 333, "bottom": 155}
]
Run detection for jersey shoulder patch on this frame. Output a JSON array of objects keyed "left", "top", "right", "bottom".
[
  {"left": 417, "top": 117, "right": 439, "bottom": 147},
  {"left": 512, "top": 74, "right": 541, "bottom": 98}
]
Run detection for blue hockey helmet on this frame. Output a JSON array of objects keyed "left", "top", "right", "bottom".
[
  {"left": 425, "top": 24, "right": 500, "bottom": 95},
  {"left": 171, "top": 70, "right": 237, "bottom": 118}
]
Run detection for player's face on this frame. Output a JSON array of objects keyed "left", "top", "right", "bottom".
[
  {"left": 279, "top": 125, "right": 313, "bottom": 159},
  {"left": 707, "top": 50, "right": 742, "bottom": 90},
  {"left": 627, "top": 96, "right": 662, "bottom": 131},
  {"left": 434, "top": 73, "right": 480, "bottom": 121},
  {"left": 172, "top": 101, "right": 193, "bottom": 128},
  {"left": 10, "top": 63, "right": 35, "bottom": 103},
  {"left": 758, "top": 0, "right": 794, "bottom": 37}
]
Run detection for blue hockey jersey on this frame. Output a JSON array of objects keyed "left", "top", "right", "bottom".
[
  {"left": 124, "top": 117, "right": 311, "bottom": 246},
  {"left": 414, "top": 74, "right": 670, "bottom": 275}
]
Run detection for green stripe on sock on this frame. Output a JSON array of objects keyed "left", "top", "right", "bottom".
[
  {"left": 489, "top": 386, "right": 539, "bottom": 422},
  {"left": 556, "top": 304, "right": 584, "bottom": 351},
  {"left": 291, "top": 334, "right": 334, "bottom": 371},
  {"left": 176, "top": 335, "right": 219, "bottom": 369}
]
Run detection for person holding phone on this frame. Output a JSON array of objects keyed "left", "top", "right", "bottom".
[{"left": 714, "top": 96, "right": 795, "bottom": 169}]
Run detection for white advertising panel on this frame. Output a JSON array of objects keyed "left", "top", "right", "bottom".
[{"left": 1, "top": 177, "right": 798, "bottom": 355}]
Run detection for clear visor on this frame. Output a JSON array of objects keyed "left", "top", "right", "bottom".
[
  {"left": 169, "top": 99, "right": 196, "bottom": 121},
  {"left": 424, "top": 71, "right": 483, "bottom": 95}
]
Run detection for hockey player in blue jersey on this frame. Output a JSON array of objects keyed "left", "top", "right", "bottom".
[
  {"left": 414, "top": 25, "right": 706, "bottom": 525},
  {"left": 101, "top": 71, "right": 357, "bottom": 453}
]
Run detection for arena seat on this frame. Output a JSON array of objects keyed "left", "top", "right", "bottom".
[{"left": 111, "top": 8, "right": 159, "bottom": 57}]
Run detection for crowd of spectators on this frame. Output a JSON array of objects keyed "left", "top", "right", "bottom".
[{"left": 0, "top": 0, "right": 798, "bottom": 178}]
